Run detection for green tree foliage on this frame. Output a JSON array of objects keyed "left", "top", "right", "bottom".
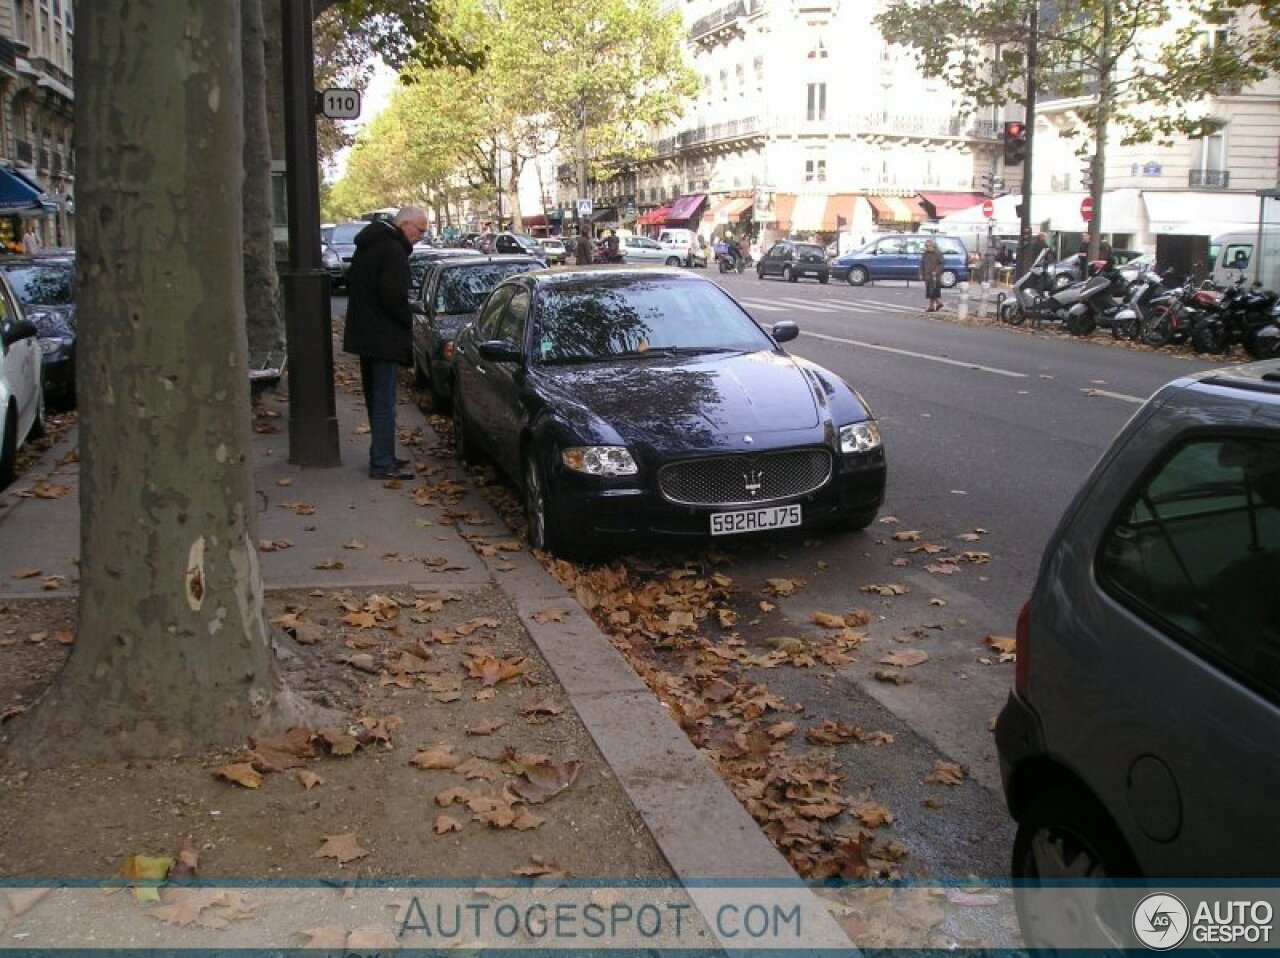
[{"left": 326, "top": 0, "right": 697, "bottom": 225}]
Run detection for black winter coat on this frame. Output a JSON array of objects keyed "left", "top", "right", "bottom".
[{"left": 342, "top": 220, "right": 413, "bottom": 364}]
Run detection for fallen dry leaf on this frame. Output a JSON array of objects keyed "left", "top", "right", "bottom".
[
  {"left": 511, "top": 760, "right": 582, "bottom": 804},
  {"left": 891, "top": 530, "right": 922, "bottom": 542},
  {"left": 6, "top": 887, "right": 52, "bottom": 916},
  {"left": 466, "top": 718, "right": 507, "bottom": 736},
  {"left": 878, "top": 650, "right": 929, "bottom": 668},
  {"left": 521, "top": 699, "right": 565, "bottom": 718},
  {"left": 313, "top": 833, "right": 369, "bottom": 865},
  {"left": 466, "top": 655, "right": 529, "bottom": 687},
  {"left": 873, "top": 669, "right": 912, "bottom": 686},
  {"left": 11, "top": 568, "right": 41, "bottom": 579},
  {"left": 812, "top": 612, "right": 847, "bottom": 629},
  {"left": 860, "top": 583, "right": 908, "bottom": 597},
  {"left": 433, "top": 815, "right": 463, "bottom": 834},
  {"left": 532, "top": 608, "right": 569, "bottom": 624},
  {"left": 214, "top": 763, "right": 262, "bottom": 789},
  {"left": 985, "top": 635, "right": 1017, "bottom": 662},
  {"left": 925, "top": 760, "right": 967, "bottom": 787},
  {"left": 297, "top": 771, "right": 324, "bottom": 790},
  {"left": 410, "top": 745, "right": 462, "bottom": 770}
]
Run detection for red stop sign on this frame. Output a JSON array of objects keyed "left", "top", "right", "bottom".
[
  {"left": 1080, "top": 197, "right": 1094, "bottom": 222},
  {"left": 982, "top": 199, "right": 994, "bottom": 219}
]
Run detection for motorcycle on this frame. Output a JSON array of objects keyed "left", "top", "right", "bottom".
[
  {"left": 1064, "top": 263, "right": 1140, "bottom": 338},
  {"left": 592, "top": 241, "right": 624, "bottom": 265},
  {"left": 998, "top": 251, "right": 1115, "bottom": 329},
  {"left": 1187, "top": 278, "right": 1278, "bottom": 356},
  {"left": 716, "top": 246, "right": 745, "bottom": 274},
  {"left": 1139, "top": 275, "right": 1216, "bottom": 347}
]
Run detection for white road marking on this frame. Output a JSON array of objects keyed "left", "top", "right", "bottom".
[
  {"left": 738, "top": 300, "right": 787, "bottom": 312},
  {"left": 1083, "top": 388, "right": 1146, "bottom": 404},
  {"left": 800, "top": 330, "right": 1029, "bottom": 378},
  {"left": 769, "top": 297, "right": 842, "bottom": 313}
]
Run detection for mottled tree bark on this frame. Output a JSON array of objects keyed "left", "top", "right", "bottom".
[
  {"left": 8, "top": 0, "right": 310, "bottom": 763},
  {"left": 242, "top": 0, "right": 284, "bottom": 357}
]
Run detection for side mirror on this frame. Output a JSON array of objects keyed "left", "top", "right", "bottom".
[
  {"left": 478, "top": 340, "right": 522, "bottom": 363},
  {"left": 1, "top": 318, "right": 37, "bottom": 347},
  {"left": 771, "top": 321, "right": 799, "bottom": 344}
]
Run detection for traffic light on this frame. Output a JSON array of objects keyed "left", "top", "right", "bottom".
[
  {"left": 981, "top": 172, "right": 995, "bottom": 197},
  {"left": 1003, "top": 121, "right": 1027, "bottom": 165}
]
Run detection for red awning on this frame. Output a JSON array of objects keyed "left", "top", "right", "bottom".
[
  {"left": 665, "top": 194, "right": 707, "bottom": 221},
  {"left": 917, "top": 192, "right": 985, "bottom": 218},
  {"left": 637, "top": 206, "right": 670, "bottom": 226},
  {"left": 521, "top": 214, "right": 548, "bottom": 228}
]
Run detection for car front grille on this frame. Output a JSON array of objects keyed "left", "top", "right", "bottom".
[{"left": 658, "top": 450, "right": 832, "bottom": 507}]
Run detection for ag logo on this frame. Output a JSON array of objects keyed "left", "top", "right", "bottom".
[{"left": 1133, "top": 893, "right": 1190, "bottom": 950}]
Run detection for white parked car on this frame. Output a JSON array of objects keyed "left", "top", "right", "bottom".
[
  {"left": 0, "top": 275, "right": 44, "bottom": 487},
  {"left": 621, "top": 234, "right": 667, "bottom": 264},
  {"left": 656, "top": 228, "right": 709, "bottom": 268}
]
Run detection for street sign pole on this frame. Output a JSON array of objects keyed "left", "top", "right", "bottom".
[{"left": 1016, "top": 0, "right": 1039, "bottom": 277}]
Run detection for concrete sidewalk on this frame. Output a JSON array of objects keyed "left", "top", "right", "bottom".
[{"left": 0, "top": 382, "right": 853, "bottom": 952}]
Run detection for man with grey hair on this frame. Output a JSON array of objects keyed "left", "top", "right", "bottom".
[{"left": 342, "top": 205, "right": 429, "bottom": 479}]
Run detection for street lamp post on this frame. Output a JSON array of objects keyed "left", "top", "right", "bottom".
[
  {"left": 1017, "top": 0, "right": 1039, "bottom": 276},
  {"left": 280, "top": 0, "right": 340, "bottom": 467}
]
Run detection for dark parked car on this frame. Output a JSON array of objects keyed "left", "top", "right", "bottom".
[
  {"left": 831, "top": 234, "right": 970, "bottom": 287},
  {"left": 324, "top": 221, "right": 367, "bottom": 289},
  {"left": 996, "top": 361, "right": 1280, "bottom": 947},
  {"left": 756, "top": 240, "right": 830, "bottom": 284},
  {"left": 0, "top": 253, "right": 76, "bottom": 408},
  {"left": 408, "top": 247, "right": 473, "bottom": 299},
  {"left": 412, "top": 254, "right": 544, "bottom": 407},
  {"left": 450, "top": 268, "right": 886, "bottom": 557}
]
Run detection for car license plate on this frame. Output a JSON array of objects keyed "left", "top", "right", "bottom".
[{"left": 710, "top": 504, "right": 802, "bottom": 536}]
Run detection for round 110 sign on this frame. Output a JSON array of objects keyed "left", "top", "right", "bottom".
[{"left": 1080, "top": 197, "right": 1094, "bottom": 222}]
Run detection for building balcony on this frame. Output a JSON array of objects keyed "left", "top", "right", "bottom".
[
  {"left": 1189, "top": 169, "right": 1230, "bottom": 189},
  {"left": 689, "top": 0, "right": 763, "bottom": 47},
  {"left": 774, "top": 113, "right": 999, "bottom": 140},
  {"left": 0, "top": 36, "right": 17, "bottom": 73}
]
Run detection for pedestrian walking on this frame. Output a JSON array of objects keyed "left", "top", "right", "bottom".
[
  {"left": 920, "top": 238, "right": 944, "bottom": 312},
  {"left": 573, "top": 227, "right": 593, "bottom": 266},
  {"left": 22, "top": 221, "right": 41, "bottom": 254},
  {"left": 342, "top": 205, "right": 428, "bottom": 481}
]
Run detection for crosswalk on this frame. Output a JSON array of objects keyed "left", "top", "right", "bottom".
[{"left": 736, "top": 295, "right": 930, "bottom": 317}]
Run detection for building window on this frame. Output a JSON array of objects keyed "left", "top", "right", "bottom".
[
  {"left": 754, "top": 55, "right": 764, "bottom": 89},
  {"left": 805, "top": 151, "right": 827, "bottom": 183},
  {"left": 1196, "top": 131, "right": 1225, "bottom": 171},
  {"left": 808, "top": 22, "right": 828, "bottom": 59},
  {"left": 806, "top": 83, "right": 826, "bottom": 122},
  {"left": 736, "top": 63, "right": 745, "bottom": 97}
]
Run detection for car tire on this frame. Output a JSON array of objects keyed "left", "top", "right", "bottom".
[
  {"left": 756, "top": 265, "right": 766, "bottom": 280},
  {"left": 665, "top": 256, "right": 682, "bottom": 267},
  {"left": 0, "top": 404, "right": 17, "bottom": 489},
  {"left": 523, "top": 452, "right": 581, "bottom": 558},
  {"left": 848, "top": 266, "right": 869, "bottom": 287},
  {"left": 450, "top": 386, "right": 481, "bottom": 464},
  {"left": 940, "top": 269, "right": 958, "bottom": 288},
  {"left": 428, "top": 373, "right": 451, "bottom": 413},
  {"left": 413, "top": 352, "right": 429, "bottom": 388},
  {"left": 29, "top": 389, "right": 45, "bottom": 441},
  {"left": 1012, "top": 785, "right": 1140, "bottom": 948},
  {"left": 818, "top": 273, "right": 830, "bottom": 285},
  {"left": 783, "top": 266, "right": 795, "bottom": 283}
]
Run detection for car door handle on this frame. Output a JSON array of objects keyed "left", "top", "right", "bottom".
[{"left": 475, "top": 365, "right": 488, "bottom": 376}]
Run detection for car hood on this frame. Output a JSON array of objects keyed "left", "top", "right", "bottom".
[{"left": 538, "top": 350, "right": 831, "bottom": 454}]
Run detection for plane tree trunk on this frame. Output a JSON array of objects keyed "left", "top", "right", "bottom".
[
  {"left": 5, "top": 0, "right": 311, "bottom": 764},
  {"left": 242, "top": 0, "right": 284, "bottom": 359}
]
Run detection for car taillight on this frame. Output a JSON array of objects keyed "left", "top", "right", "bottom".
[
  {"left": 443, "top": 342, "right": 455, "bottom": 360},
  {"left": 1014, "top": 599, "right": 1031, "bottom": 694}
]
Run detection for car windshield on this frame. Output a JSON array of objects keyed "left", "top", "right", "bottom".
[
  {"left": 795, "top": 244, "right": 825, "bottom": 257},
  {"left": 437, "top": 262, "right": 539, "bottom": 314},
  {"left": 3, "top": 264, "right": 73, "bottom": 306},
  {"left": 533, "top": 278, "right": 774, "bottom": 364}
]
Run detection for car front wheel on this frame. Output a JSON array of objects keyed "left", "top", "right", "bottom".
[
  {"left": 783, "top": 266, "right": 795, "bottom": 282},
  {"left": 523, "top": 453, "right": 573, "bottom": 556},
  {"left": 848, "top": 266, "right": 868, "bottom": 286},
  {"left": 451, "top": 387, "right": 480, "bottom": 464},
  {"left": 818, "top": 273, "right": 830, "bottom": 285},
  {"left": 665, "top": 256, "right": 682, "bottom": 267},
  {"left": 940, "top": 269, "right": 958, "bottom": 288}
]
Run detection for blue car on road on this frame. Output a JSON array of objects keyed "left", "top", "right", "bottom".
[{"left": 831, "top": 234, "right": 970, "bottom": 288}]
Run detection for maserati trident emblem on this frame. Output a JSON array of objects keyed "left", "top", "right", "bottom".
[
  {"left": 743, "top": 468, "right": 764, "bottom": 498},
  {"left": 743, "top": 435, "right": 754, "bottom": 444}
]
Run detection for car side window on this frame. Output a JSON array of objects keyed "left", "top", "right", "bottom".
[
  {"left": 474, "top": 286, "right": 516, "bottom": 340},
  {"left": 1096, "top": 435, "right": 1280, "bottom": 702},
  {"left": 766, "top": 243, "right": 786, "bottom": 258},
  {"left": 494, "top": 289, "right": 529, "bottom": 347},
  {"left": 939, "top": 239, "right": 961, "bottom": 256},
  {"left": 876, "top": 239, "right": 905, "bottom": 255},
  {"left": 902, "top": 239, "right": 924, "bottom": 255},
  {"left": 1224, "top": 244, "right": 1252, "bottom": 269}
]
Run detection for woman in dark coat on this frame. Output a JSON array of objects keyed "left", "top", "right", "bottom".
[{"left": 920, "top": 239, "right": 944, "bottom": 312}]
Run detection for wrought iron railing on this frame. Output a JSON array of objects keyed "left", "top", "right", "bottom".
[{"left": 1189, "top": 169, "right": 1229, "bottom": 188}]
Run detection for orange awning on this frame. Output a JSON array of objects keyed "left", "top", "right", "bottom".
[
  {"left": 823, "top": 195, "right": 859, "bottom": 231},
  {"left": 868, "top": 195, "right": 927, "bottom": 224},
  {"left": 772, "top": 194, "right": 796, "bottom": 231},
  {"left": 719, "top": 196, "right": 754, "bottom": 221}
]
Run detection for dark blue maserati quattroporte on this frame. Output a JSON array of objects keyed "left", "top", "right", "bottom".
[{"left": 450, "top": 268, "right": 886, "bottom": 557}]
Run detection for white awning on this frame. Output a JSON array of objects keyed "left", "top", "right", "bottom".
[
  {"left": 790, "top": 194, "right": 830, "bottom": 233},
  {"left": 1046, "top": 188, "right": 1144, "bottom": 234},
  {"left": 1143, "top": 190, "right": 1265, "bottom": 235}
]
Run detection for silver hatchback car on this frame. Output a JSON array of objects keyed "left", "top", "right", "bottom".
[{"left": 997, "top": 362, "right": 1280, "bottom": 932}]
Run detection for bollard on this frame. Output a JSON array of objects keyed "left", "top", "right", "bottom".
[
  {"left": 978, "top": 280, "right": 991, "bottom": 319},
  {"left": 957, "top": 281, "right": 969, "bottom": 321}
]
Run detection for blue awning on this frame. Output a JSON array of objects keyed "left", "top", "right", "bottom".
[{"left": 0, "top": 167, "right": 46, "bottom": 213}]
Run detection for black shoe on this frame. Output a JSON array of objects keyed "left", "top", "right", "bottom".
[
  {"left": 393, "top": 457, "right": 412, "bottom": 469},
  {"left": 370, "top": 470, "right": 415, "bottom": 481}
]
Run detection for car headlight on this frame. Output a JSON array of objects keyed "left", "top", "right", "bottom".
[
  {"left": 39, "top": 336, "right": 72, "bottom": 355},
  {"left": 561, "top": 446, "right": 638, "bottom": 476},
  {"left": 839, "top": 421, "right": 882, "bottom": 454},
  {"left": 322, "top": 249, "right": 340, "bottom": 268}
]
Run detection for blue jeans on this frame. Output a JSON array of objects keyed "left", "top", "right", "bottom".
[{"left": 359, "top": 356, "right": 399, "bottom": 475}]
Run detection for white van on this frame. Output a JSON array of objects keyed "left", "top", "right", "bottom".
[
  {"left": 1210, "top": 230, "right": 1279, "bottom": 289},
  {"left": 656, "top": 228, "right": 708, "bottom": 268}
]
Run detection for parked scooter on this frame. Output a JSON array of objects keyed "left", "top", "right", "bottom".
[
  {"left": 1063, "top": 262, "right": 1138, "bottom": 337},
  {"left": 1110, "top": 266, "right": 1174, "bottom": 344},
  {"left": 998, "top": 251, "right": 1114, "bottom": 329}
]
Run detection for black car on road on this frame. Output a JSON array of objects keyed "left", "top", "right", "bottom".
[
  {"left": 412, "top": 254, "right": 544, "bottom": 407},
  {"left": 756, "top": 240, "right": 830, "bottom": 284},
  {"left": 0, "top": 253, "right": 76, "bottom": 408},
  {"left": 450, "top": 268, "right": 885, "bottom": 557}
]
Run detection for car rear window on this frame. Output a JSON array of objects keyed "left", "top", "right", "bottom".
[
  {"left": 533, "top": 278, "right": 773, "bottom": 363},
  {"left": 330, "top": 224, "right": 364, "bottom": 244},
  {"left": 436, "top": 262, "right": 540, "bottom": 314}
]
